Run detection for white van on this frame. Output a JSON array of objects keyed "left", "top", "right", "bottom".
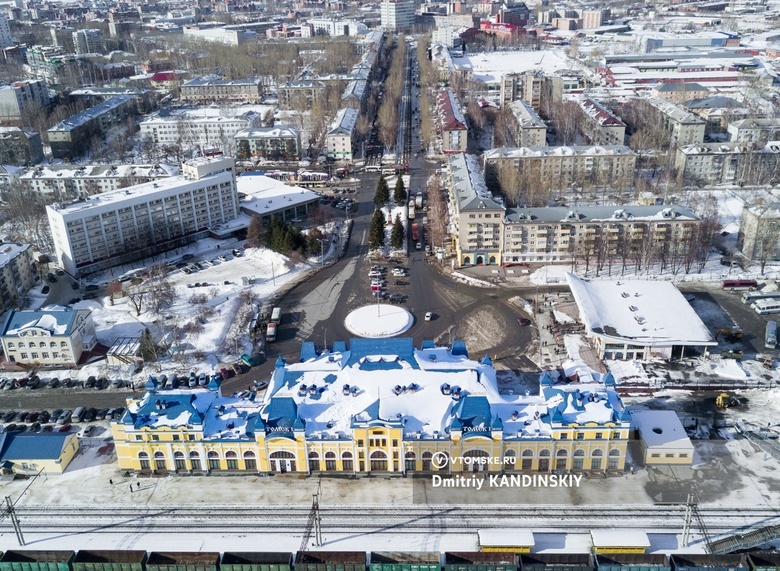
[{"left": 72, "top": 407, "right": 86, "bottom": 423}]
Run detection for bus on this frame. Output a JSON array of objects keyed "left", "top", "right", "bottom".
[
  {"left": 754, "top": 299, "right": 780, "bottom": 315},
  {"left": 742, "top": 291, "right": 780, "bottom": 304},
  {"left": 766, "top": 321, "right": 777, "bottom": 349},
  {"left": 722, "top": 279, "right": 758, "bottom": 291}
]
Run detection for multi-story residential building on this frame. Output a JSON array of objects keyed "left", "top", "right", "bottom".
[
  {"left": 0, "top": 15, "right": 11, "bottom": 48},
  {"left": 738, "top": 202, "right": 780, "bottom": 262},
  {"left": 640, "top": 98, "right": 706, "bottom": 147},
  {"left": 437, "top": 90, "right": 468, "bottom": 154},
  {"left": 650, "top": 82, "right": 710, "bottom": 105},
  {"left": 674, "top": 142, "right": 780, "bottom": 185},
  {"left": 326, "top": 108, "right": 358, "bottom": 162},
  {"left": 579, "top": 99, "right": 626, "bottom": 146},
  {"left": 234, "top": 127, "right": 301, "bottom": 161},
  {"left": 139, "top": 108, "right": 261, "bottom": 151},
  {"left": 72, "top": 29, "right": 101, "bottom": 54},
  {"left": 306, "top": 19, "right": 368, "bottom": 36},
  {"left": 0, "top": 307, "right": 96, "bottom": 368},
  {"left": 0, "top": 127, "right": 44, "bottom": 166},
  {"left": 0, "top": 80, "right": 51, "bottom": 124},
  {"left": 381, "top": 0, "right": 414, "bottom": 31},
  {"left": 112, "top": 337, "right": 632, "bottom": 475},
  {"left": 69, "top": 87, "right": 156, "bottom": 113},
  {"left": 277, "top": 81, "right": 327, "bottom": 110},
  {"left": 507, "top": 100, "right": 547, "bottom": 147},
  {"left": 502, "top": 204, "right": 700, "bottom": 264},
  {"left": 0, "top": 243, "right": 36, "bottom": 315},
  {"left": 182, "top": 25, "right": 257, "bottom": 46},
  {"left": 47, "top": 95, "right": 137, "bottom": 160},
  {"left": 482, "top": 146, "right": 636, "bottom": 191},
  {"left": 46, "top": 157, "right": 239, "bottom": 276},
  {"left": 447, "top": 154, "right": 505, "bottom": 266},
  {"left": 18, "top": 164, "right": 177, "bottom": 200},
  {"left": 180, "top": 76, "right": 262, "bottom": 104},
  {"left": 341, "top": 80, "right": 368, "bottom": 109},
  {"left": 24, "top": 45, "right": 86, "bottom": 88},
  {"left": 500, "top": 71, "right": 563, "bottom": 110},
  {"left": 727, "top": 117, "right": 780, "bottom": 143}
]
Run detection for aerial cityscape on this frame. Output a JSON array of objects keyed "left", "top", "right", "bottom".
[{"left": 0, "top": 0, "right": 777, "bottom": 564}]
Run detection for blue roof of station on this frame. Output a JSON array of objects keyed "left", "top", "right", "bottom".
[
  {"left": 0, "top": 432, "right": 72, "bottom": 460},
  {"left": 344, "top": 338, "right": 419, "bottom": 369}
]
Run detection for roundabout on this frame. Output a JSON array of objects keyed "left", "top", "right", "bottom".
[{"left": 343, "top": 304, "right": 414, "bottom": 338}]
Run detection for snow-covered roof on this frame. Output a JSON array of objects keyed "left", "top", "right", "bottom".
[
  {"left": 484, "top": 145, "right": 635, "bottom": 159},
  {"left": 505, "top": 204, "right": 699, "bottom": 224},
  {"left": 566, "top": 273, "right": 717, "bottom": 347},
  {"left": 646, "top": 97, "right": 707, "bottom": 125},
  {"left": 478, "top": 530, "right": 535, "bottom": 548},
  {"left": 508, "top": 100, "right": 546, "bottom": 129},
  {"left": 234, "top": 127, "right": 299, "bottom": 140},
  {"left": 1, "top": 307, "right": 87, "bottom": 338},
  {"left": 237, "top": 174, "right": 320, "bottom": 216},
  {"left": 19, "top": 164, "right": 178, "bottom": 182},
  {"left": 448, "top": 153, "right": 503, "bottom": 212},
  {"left": 631, "top": 410, "right": 694, "bottom": 451},
  {"left": 327, "top": 107, "right": 358, "bottom": 137},
  {"left": 0, "top": 243, "right": 30, "bottom": 270},
  {"left": 590, "top": 529, "right": 651, "bottom": 549},
  {"left": 48, "top": 96, "right": 134, "bottom": 133},
  {"left": 580, "top": 99, "right": 625, "bottom": 128},
  {"left": 453, "top": 49, "right": 569, "bottom": 84},
  {"left": 437, "top": 89, "right": 467, "bottom": 132}
]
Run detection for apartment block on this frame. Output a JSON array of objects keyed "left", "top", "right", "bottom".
[
  {"left": 674, "top": 142, "right": 780, "bottom": 185},
  {"left": 69, "top": 87, "right": 156, "bottom": 113},
  {"left": 19, "top": 164, "right": 177, "bottom": 200},
  {"left": 502, "top": 205, "right": 700, "bottom": 264},
  {"left": 500, "top": 71, "right": 563, "bottom": 110},
  {"left": 727, "top": 117, "right": 780, "bottom": 143},
  {"left": 139, "top": 109, "right": 260, "bottom": 149},
  {"left": 72, "top": 29, "right": 102, "bottom": 54},
  {"left": 483, "top": 146, "right": 636, "bottom": 190},
  {"left": 507, "top": 100, "right": 547, "bottom": 147},
  {"left": 234, "top": 127, "right": 301, "bottom": 161},
  {"left": 180, "top": 76, "right": 262, "bottom": 104},
  {"left": 650, "top": 82, "right": 710, "bottom": 105},
  {"left": 381, "top": 0, "right": 414, "bottom": 31},
  {"left": 0, "top": 127, "right": 44, "bottom": 166},
  {"left": 326, "top": 108, "right": 358, "bottom": 162},
  {"left": 641, "top": 98, "right": 706, "bottom": 147},
  {"left": 738, "top": 202, "right": 780, "bottom": 261},
  {"left": 47, "top": 95, "right": 137, "bottom": 160},
  {"left": 447, "top": 153, "right": 505, "bottom": 266},
  {"left": 46, "top": 157, "right": 239, "bottom": 276},
  {"left": 0, "top": 243, "right": 36, "bottom": 315},
  {"left": 0, "top": 80, "right": 51, "bottom": 124},
  {"left": 277, "top": 81, "right": 327, "bottom": 110},
  {"left": 437, "top": 90, "right": 468, "bottom": 154},
  {"left": 0, "top": 15, "right": 11, "bottom": 48},
  {"left": 579, "top": 99, "right": 626, "bottom": 146},
  {"left": 0, "top": 307, "right": 96, "bottom": 368}
]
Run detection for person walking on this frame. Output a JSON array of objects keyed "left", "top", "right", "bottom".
[{"left": 129, "top": 485, "right": 133, "bottom": 493}]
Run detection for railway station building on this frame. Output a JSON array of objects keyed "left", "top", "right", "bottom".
[{"left": 112, "top": 338, "right": 634, "bottom": 475}]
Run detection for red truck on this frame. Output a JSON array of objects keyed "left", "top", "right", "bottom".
[{"left": 411, "top": 223, "right": 419, "bottom": 242}]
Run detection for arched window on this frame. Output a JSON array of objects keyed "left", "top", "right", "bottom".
[
  {"left": 207, "top": 450, "right": 220, "bottom": 470},
  {"left": 243, "top": 450, "right": 256, "bottom": 470},
  {"left": 539, "top": 449, "right": 551, "bottom": 457},
  {"left": 341, "top": 451, "right": 353, "bottom": 472},
  {"left": 608, "top": 448, "right": 621, "bottom": 470},
  {"left": 591, "top": 448, "right": 604, "bottom": 470},
  {"left": 369, "top": 450, "right": 388, "bottom": 472},
  {"left": 555, "top": 448, "right": 567, "bottom": 470},
  {"left": 422, "top": 451, "right": 433, "bottom": 471},
  {"left": 308, "top": 451, "right": 320, "bottom": 473},
  {"left": 153, "top": 451, "right": 166, "bottom": 471},
  {"left": 405, "top": 451, "right": 416, "bottom": 472},
  {"left": 225, "top": 450, "right": 238, "bottom": 470},
  {"left": 522, "top": 449, "right": 534, "bottom": 457},
  {"left": 592, "top": 449, "right": 604, "bottom": 456},
  {"left": 138, "top": 451, "right": 150, "bottom": 470},
  {"left": 609, "top": 449, "right": 621, "bottom": 456},
  {"left": 556, "top": 449, "right": 568, "bottom": 457},
  {"left": 573, "top": 449, "right": 586, "bottom": 457},
  {"left": 269, "top": 451, "right": 296, "bottom": 473},
  {"left": 324, "top": 451, "right": 337, "bottom": 471},
  {"left": 173, "top": 450, "right": 186, "bottom": 470}
]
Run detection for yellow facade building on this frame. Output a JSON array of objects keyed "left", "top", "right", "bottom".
[{"left": 112, "top": 338, "right": 632, "bottom": 475}]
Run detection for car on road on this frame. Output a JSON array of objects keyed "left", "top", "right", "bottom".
[
  {"left": 425, "top": 312, "right": 433, "bottom": 321},
  {"left": 518, "top": 317, "right": 531, "bottom": 326},
  {"left": 394, "top": 280, "right": 407, "bottom": 286},
  {"left": 416, "top": 242, "right": 422, "bottom": 250},
  {"left": 85, "top": 284, "right": 99, "bottom": 291},
  {"left": 425, "top": 245, "right": 432, "bottom": 255}
]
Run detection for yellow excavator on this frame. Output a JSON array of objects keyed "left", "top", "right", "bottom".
[
  {"left": 715, "top": 327, "right": 744, "bottom": 343},
  {"left": 716, "top": 393, "right": 740, "bottom": 408}
]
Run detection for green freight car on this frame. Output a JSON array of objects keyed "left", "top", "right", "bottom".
[
  {"left": 220, "top": 553, "right": 293, "bottom": 571},
  {"left": 295, "top": 552, "right": 366, "bottom": 571},
  {"left": 671, "top": 556, "right": 749, "bottom": 571},
  {"left": 445, "top": 552, "right": 517, "bottom": 571},
  {"left": 521, "top": 555, "right": 595, "bottom": 571},
  {"left": 370, "top": 552, "right": 441, "bottom": 571},
  {"left": 146, "top": 553, "right": 220, "bottom": 571},
  {"left": 72, "top": 550, "right": 147, "bottom": 571},
  {"left": 748, "top": 553, "right": 780, "bottom": 571},
  {"left": 596, "top": 555, "right": 671, "bottom": 571},
  {"left": 0, "top": 552, "right": 75, "bottom": 571}
]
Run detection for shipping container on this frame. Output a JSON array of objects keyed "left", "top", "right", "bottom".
[
  {"left": 220, "top": 553, "right": 292, "bottom": 571},
  {"left": 295, "top": 552, "right": 366, "bottom": 571},
  {"left": 521, "top": 554, "right": 595, "bottom": 571},
  {"left": 72, "top": 551, "right": 147, "bottom": 571},
  {"left": 0, "top": 551, "right": 75, "bottom": 571},
  {"left": 747, "top": 552, "right": 780, "bottom": 571},
  {"left": 596, "top": 554, "right": 671, "bottom": 571},
  {"left": 146, "top": 553, "right": 220, "bottom": 571},
  {"left": 369, "top": 552, "right": 441, "bottom": 571},
  {"left": 445, "top": 553, "right": 517, "bottom": 571},
  {"left": 671, "top": 555, "right": 749, "bottom": 571}
]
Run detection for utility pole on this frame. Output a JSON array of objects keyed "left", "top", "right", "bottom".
[
  {"left": 682, "top": 492, "right": 693, "bottom": 547},
  {"left": 300, "top": 479, "right": 322, "bottom": 550},
  {"left": 5, "top": 496, "right": 23, "bottom": 546}
]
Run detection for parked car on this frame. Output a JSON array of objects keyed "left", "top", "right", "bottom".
[
  {"left": 518, "top": 317, "right": 531, "bottom": 326},
  {"left": 42, "top": 285, "right": 50, "bottom": 294},
  {"left": 38, "top": 411, "right": 51, "bottom": 424},
  {"left": 96, "top": 408, "right": 108, "bottom": 421},
  {"left": 56, "top": 410, "right": 72, "bottom": 425},
  {"left": 27, "top": 376, "right": 40, "bottom": 389},
  {"left": 425, "top": 311, "right": 433, "bottom": 321},
  {"left": 85, "top": 376, "right": 96, "bottom": 388},
  {"left": 50, "top": 409, "right": 63, "bottom": 422},
  {"left": 110, "top": 379, "right": 123, "bottom": 389},
  {"left": 83, "top": 408, "right": 96, "bottom": 423},
  {"left": 1, "top": 411, "right": 14, "bottom": 423},
  {"left": 85, "top": 284, "right": 99, "bottom": 291},
  {"left": 220, "top": 367, "right": 231, "bottom": 380},
  {"left": 47, "top": 378, "right": 60, "bottom": 389},
  {"left": 71, "top": 281, "right": 79, "bottom": 290},
  {"left": 111, "top": 408, "right": 125, "bottom": 420},
  {"left": 232, "top": 363, "right": 244, "bottom": 375},
  {"left": 83, "top": 425, "right": 96, "bottom": 437}
]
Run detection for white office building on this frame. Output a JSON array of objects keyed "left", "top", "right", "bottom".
[
  {"left": 381, "top": 0, "right": 414, "bottom": 31},
  {"left": 47, "top": 157, "right": 239, "bottom": 276}
]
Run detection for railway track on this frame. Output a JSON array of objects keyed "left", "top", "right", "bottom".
[{"left": 3, "top": 504, "right": 778, "bottom": 535}]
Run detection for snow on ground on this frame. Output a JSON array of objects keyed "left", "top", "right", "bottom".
[
  {"left": 343, "top": 304, "right": 414, "bottom": 337},
  {"left": 452, "top": 50, "right": 571, "bottom": 84}
]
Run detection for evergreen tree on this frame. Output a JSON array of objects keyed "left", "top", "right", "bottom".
[
  {"left": 368, "top": 209, "right": 386, "bottom": 250},
  {"left": 247, "top": 214, "right": 263, "bottom": 247},
  {"left": 374, "top": 176, "right": 390, "bottom": 209},
  {"left": 393, "top": 174, "right": 407, "bottom": 205},
  {"left": 139, "top": 327, "right": 157, "bottom": 363},
  {"left": 390, "top": 214, "right": 405, "bottom": 249}
]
